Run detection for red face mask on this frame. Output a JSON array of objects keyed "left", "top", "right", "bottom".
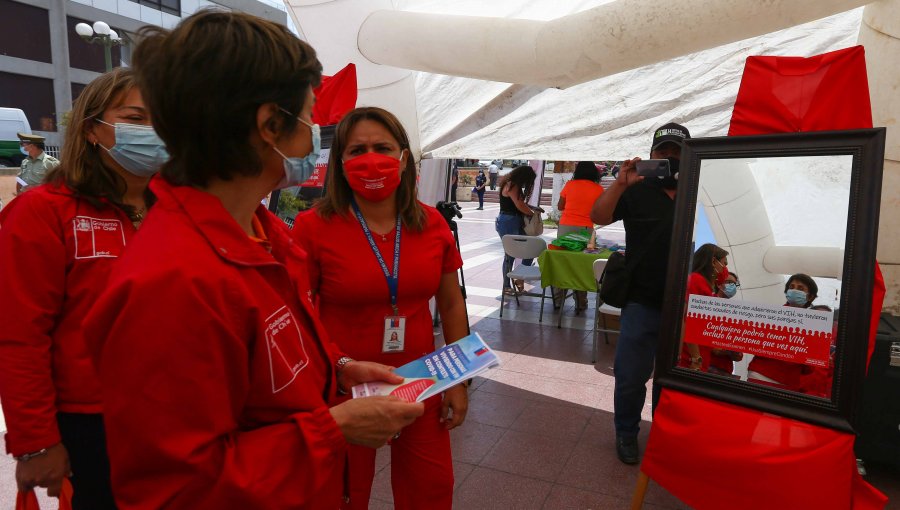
[
  {"left": 342, "top": 152, "right": 403, "bottom": 202},
  {"left": 715, "top": 259, "right": 729, "bottom": 287}
]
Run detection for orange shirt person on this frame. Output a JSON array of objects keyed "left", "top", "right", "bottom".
[{"left": 558, "top": 161, "right": 604, "bottom": 236}]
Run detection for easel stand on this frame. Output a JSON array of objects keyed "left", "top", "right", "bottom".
[{"left": 630, "top": 471, "right": 650, "bottom": 510}]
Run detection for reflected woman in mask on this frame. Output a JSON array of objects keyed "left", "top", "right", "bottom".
[
  {"left": 680, "top": 243, "right": 729, "bottom": 372},
  {"left": 293, "top": 106, "right": 468, "bottom": 510},
  {"left": 0, "top": 67, "right": 164, "bottom": 509},
  {"left": 747, "top": 273, "right": 821, "bottom": 390},
  {"left": 708, "top": 271, "right": 744, "bottom": 377}
]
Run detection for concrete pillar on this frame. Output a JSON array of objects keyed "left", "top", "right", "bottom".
[
  {"left": 858, "top": 0, "right": 900, "bottom": 313},
  {"left": 47, "top": 0, "right": 72, "bottom": 147}
]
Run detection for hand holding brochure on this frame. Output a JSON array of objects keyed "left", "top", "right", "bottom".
[{"left": 351, "top": 333, "right": 500, "bottom": 403}]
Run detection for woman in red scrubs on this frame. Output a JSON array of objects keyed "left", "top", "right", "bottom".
[{"left": 293, "top": 106, "right": 469, "bottom": 510}]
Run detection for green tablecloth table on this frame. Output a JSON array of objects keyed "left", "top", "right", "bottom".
[{"left": 538, "top": 248, "right": 613, "bottom": 292}]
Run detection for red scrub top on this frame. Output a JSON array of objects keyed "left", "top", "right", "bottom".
[{"left": 293, "top": 204, "right": 463, "bottom": 367}]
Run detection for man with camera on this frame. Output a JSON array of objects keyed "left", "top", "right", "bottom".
[{"left": 590, "top": 122, "right": 690, "bottom": 465}]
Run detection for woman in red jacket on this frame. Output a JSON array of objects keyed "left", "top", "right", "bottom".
[
  {"left": 82, "top": 12, "right": 423, "bottom": 509},
  {"left": 680, "top": 243, "right": 730, "bottom": 371},
  {"left": 0, "top": 67, "right": 163, "bottom": 509},
  {"left": 293, "top": 107, "right": 469, "bottom": 510}
]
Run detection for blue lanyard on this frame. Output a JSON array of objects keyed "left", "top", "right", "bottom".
[{"left": 350, "top": 198, "right": 402, "bottom": 315}]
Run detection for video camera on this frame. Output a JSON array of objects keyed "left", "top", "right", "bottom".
[{"left": 435, "top": 201, "right": 463, "bottom": 224}]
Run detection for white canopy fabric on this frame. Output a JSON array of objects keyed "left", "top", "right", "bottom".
[{"left": 412, "top": 7, "right": 863, "bottom": 160}]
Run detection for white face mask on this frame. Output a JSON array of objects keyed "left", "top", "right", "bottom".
[
  {"left": 273, "top": 110, "right": 320, "bottom": 189},
  {"left": 96, "top": 119, "right": 168, "bottom": 177}
]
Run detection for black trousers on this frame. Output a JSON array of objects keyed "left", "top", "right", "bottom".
[{"left": 57, "top": 412, "right": 117, "bottom": 510}]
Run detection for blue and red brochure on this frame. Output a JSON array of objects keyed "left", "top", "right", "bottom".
[{"left": 351, "top": 332, "right": 500, "bottom": 403}]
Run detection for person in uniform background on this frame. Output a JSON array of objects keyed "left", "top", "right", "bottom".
[
  {"left": 474, "top": 168, "right": 487, "bottom": 209},
  {"left": 17, "top": 133, "right": 60, "bottom": 193}
]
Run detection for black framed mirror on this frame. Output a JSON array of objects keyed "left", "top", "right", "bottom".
[{"left": 656, "top": 128, "right": 886, "bottom": 432}]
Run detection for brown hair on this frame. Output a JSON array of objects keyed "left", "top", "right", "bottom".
[
  {"left": 316, "top": 107, "right": 425, "bottom": 231},
  {"left": 45, "top": 67, "right": 146, "bottom": 219},
  {"left": 691, "top": 243, "right": 728, "bottom": 288},
  {"left": 498, "top": 165, "right": 536, "bottom": 201},
  {"left": 785, "top": 273, "right": 818, "bottom": 306},
  {"left": 131, "top": 10, "right": 322, "bottom": 188}
]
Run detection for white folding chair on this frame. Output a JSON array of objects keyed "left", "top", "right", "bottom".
[
  {"left": 592, "top": 258, "right": 622, "bottom": 363},
  {"left": 499, "top": 235, "right": 549, "bottom": 322}
]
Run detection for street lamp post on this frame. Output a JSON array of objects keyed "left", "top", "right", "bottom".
[{"left": 75, "top": 21, "right": 124, "bottom": 72}]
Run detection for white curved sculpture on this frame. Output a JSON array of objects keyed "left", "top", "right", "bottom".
[{"left": 358, "top": 0, "right": 870, "bottom": 88}]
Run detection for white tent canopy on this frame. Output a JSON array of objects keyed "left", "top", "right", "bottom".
[{"left": 285, "top": 0, "right": 898, "bottom": 313}]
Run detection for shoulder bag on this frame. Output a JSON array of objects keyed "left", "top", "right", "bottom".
[
  {"left": 523, "top": 210, "right": 543, "bottom": 236},
  {"left": 599, "top": 208, "right": 673, "bottom": 308}
]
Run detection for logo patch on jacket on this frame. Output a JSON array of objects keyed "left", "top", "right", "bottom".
[
  {"left": 73, "top": 216, "right": 126, "bottom": 259},
  {"left": 265, "top": 306, "right": 310, "bottom": 393}
]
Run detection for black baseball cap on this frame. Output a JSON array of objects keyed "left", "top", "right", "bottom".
[{"left": 650, "top": 123, "right": 690, "bottom": 153}]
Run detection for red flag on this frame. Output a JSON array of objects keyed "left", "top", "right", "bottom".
[
  {"left": 312, "top": 63, "right": 358, "bottom": 126},
  {"left": 644, "top": 45, "right": 888, "bottom": 510}
]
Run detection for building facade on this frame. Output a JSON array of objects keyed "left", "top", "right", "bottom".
[{"left": 0, "top": 0, "right": 287, "bottom": 146}]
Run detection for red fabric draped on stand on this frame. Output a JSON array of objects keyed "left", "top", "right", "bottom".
[
  {"left": 728, "top": 46, "right": 873, "bottom": 135},
  {"left": 642, "top": 46, "right": 888, "bottom": 510},
  {"left": 312, "top": 63, "right": 358, "bottom": 126}
]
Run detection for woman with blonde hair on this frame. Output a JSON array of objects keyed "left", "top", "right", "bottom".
[
  {"left": 294, "top": 106, "right": 468, "bottom": 509},
  {"left": 0, "top": 66, "right": 164, "bottom": 509}
]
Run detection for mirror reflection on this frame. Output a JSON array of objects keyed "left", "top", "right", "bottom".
[{"left": 679, "top": 155, "right": 851, "bottom": 400}]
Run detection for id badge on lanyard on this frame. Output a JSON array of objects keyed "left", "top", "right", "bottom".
[
  {"left": 351, "top": 199, "right": 406, "bottom": 353},
  {"left": 383, "top": 316, "right": 406, "bottom": 353}
]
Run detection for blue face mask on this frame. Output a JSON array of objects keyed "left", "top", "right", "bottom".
[
  {"left": 785, "top": 288, "right": 808, "bottom": 306},
  {"left": 274, "top": 110, "right": 320, "bottom": 189},
  {"left": 722, "top": 282, "right": 737, "bottom": 298},
  {"left": 97, "top": 120, "right": 168, "bottom": 177}
]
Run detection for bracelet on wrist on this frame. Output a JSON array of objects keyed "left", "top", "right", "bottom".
[
  {"left": 335, "top": 356, "right": 355, "bottom": 395},
  {"left": 335, "top": 356, "right": 355, "bottom": 374},
  {"left": 15, "top": 448, "right": 49, "bottom": 462}
]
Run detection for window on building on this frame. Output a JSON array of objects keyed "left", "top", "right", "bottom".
[
  {"left": 0, "top": 0, "right": 52, "bottom": 63},
  {"left": 130, "top": 0, "right": 181, "bottom": 16},
  {"left": 67, "top": 16, "right": 124, "bottom": 73},
  {"left": 0, "top": 71, "right": 57, "bottom": 132},
  {"left": 71, "top": 82, "right": 87, "bottom": 103}
]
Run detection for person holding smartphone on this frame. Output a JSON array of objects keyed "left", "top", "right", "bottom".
[{"left": 590, "top": 122, "right": 690, "bottom": 465}]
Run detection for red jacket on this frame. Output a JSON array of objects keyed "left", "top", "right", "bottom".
[
  {"left": 0, "top": 183, "right": 137, "bottom": 456},
  {"left": 680, "top": 272, "right": 713, "bottom": 372},
  {"left": 83, "top": 179, "right": 348, "bottom": 509}
]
